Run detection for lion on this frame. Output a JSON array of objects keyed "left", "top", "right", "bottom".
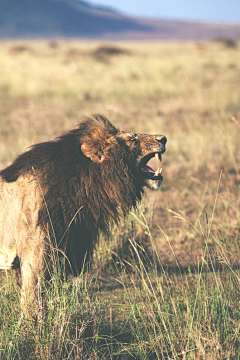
[{"left": 0, "top": 115, "right": 167, "bottom": 312}]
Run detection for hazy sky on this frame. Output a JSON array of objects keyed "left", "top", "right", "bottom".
[{"left": 90, "top": 0, "right": 240, "bottom": 23}]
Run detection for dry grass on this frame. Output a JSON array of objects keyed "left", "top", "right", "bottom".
[{"left": 0, "top": 40, "right": 240, "bottom": 359}]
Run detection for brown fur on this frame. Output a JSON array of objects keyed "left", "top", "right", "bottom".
[{"left": 0, "top": 115, "right": 167, "bottom": 312}]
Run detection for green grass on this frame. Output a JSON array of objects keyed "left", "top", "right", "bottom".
[{"left": 0, "top": 40, "right": 240, "bottom": 359}]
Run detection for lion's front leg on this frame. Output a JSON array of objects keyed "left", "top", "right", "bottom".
[
  {"left": 19, "top": 259, "right": 40, "bottom": 315},
  {"left": 19, "top": 242, "right": 45, "bottom": 317},
  {"left": 20, "top": 266, "right": 34, "bottom": 314}
]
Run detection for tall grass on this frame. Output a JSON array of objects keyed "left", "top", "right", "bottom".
[
  {"left": 0, "top": 40, "right": 240, "bottom": 359},
  {"left": 1, "top": 201, "right": 240, "bottom": 359}
]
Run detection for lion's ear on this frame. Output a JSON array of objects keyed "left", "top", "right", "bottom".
[
  {"left": 81, "top": 130, "right": 116, "bottom": 163},
  {"left": 81, "top": 142, "right": 105, "bottom": 163}
]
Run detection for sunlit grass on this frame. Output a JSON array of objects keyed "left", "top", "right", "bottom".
[{"left": 1, "top": 208, "right": 239, "bottom": 359}]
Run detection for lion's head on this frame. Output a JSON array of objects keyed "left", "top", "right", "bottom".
[{"left": 80, "top": 115, "right": 167, "bottom": 192}]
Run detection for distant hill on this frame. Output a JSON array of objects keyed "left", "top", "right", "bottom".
[{"left": 0, "top": 0, "right": 240, "bottom": 40}]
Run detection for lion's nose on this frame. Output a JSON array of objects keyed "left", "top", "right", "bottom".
[{"left": 156, "top": 135, "right": 167, "bottom": 146}]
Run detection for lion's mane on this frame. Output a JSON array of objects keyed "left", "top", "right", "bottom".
[{"left": 0, "top": 115, "right": 143, "bottom": 274}]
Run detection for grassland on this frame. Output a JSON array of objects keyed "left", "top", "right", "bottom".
[{"left": 0, "top": 40, "right": 240, "bottom": 359}]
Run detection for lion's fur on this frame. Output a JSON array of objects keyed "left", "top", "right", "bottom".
[{"left": 0, "top": 115, "right": 166, "bottom": 311}]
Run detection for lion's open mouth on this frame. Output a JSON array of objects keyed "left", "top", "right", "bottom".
[{"left": 139, "top": 152, "right": 163, "bottom": 181}]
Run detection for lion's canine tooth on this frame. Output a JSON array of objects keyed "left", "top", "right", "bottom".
[
  {"left": 155, "top": 167, "right": 161, "bottom": 176},
  {"left": 155, "top": 152, "right": 162, "bottom": 162}
]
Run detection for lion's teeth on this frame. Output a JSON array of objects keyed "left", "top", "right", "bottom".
[
  {"left": 155, "top": 167, "right": 161, "bottom": 176},
  {"left": 155, "top": 153, "right": 162, "bottom": 162},
  {"left": 155, "top": 167, "right": 163, "bottom": 176}
]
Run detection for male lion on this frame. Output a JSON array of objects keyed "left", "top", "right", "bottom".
[{"left": 0, "top": 115, "right": 167, "bottom": 311}]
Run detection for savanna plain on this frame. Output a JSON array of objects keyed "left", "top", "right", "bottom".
[{"left": 0, "top": 40, "right": 240, "bottom": 359}]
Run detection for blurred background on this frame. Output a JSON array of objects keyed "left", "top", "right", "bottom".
[
  {"left": 0, "top": 0, "right": 240, "bottom": 40},
  {"left": 91, "top": 0, "right": 240, "bottom": 23}
]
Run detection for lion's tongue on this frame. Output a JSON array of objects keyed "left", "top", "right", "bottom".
[
  {"left": 140, "top": 165, "right": 162, "bottom": 177},
  {"left": 140, "top": 165, "right": 155, "bottom": 174}
]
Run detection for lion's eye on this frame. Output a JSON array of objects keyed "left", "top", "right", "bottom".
[{"left": 131, "top": 134, "right": 137, "bottom": 141}]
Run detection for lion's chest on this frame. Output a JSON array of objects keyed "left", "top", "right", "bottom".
[{"left": 0, "top": 175, "right": 44, "bottom": 267}]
